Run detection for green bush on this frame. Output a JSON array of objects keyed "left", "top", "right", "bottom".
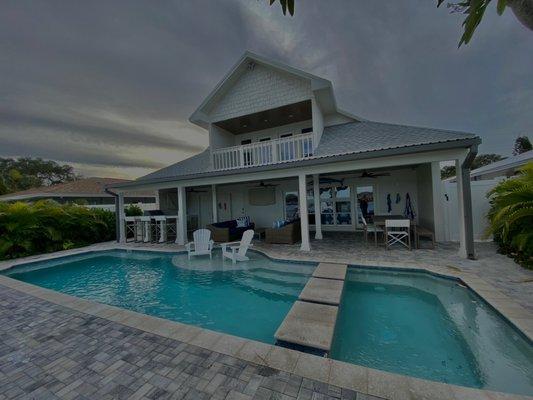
[
  {"left": 486, "top": 162, "right": 533, "bottom": 269},
  {"left": 0, "top": 200, "right": 116, "bottom": 260},
  {"left": 125, "top": 204, "right": 143, "bottom": 216}
]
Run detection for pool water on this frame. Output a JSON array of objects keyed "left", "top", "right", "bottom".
[
  {"left": 331, "top": 268, "right": 533, "bottom": 395},
  {"left": 3, "top": 250, "right": 314, "bottom": 344}
]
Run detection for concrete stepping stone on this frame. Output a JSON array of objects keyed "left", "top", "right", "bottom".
[
  {"left": 312, "top": 263, "right": 347, "bottom": 281},
  {"left": 299, "top": 278, "right": 344, "bottom": 306},
  {"left": 275, "top": 301, "right": 338, "bottom": 351}
]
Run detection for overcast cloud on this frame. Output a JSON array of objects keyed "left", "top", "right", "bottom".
[{"left": 0, "top": 0, "right": 531, "bottom": 179}]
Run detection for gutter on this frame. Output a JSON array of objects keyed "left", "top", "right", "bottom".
[
  {"left": 460, "top": 144, "right": 478, "bottom": 260},
  {"left": 104, "top": 188, "right": 121, "bottom": 243}
]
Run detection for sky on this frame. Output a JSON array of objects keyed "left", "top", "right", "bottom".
[{"left": 0, "top": 0, "right": 532, "bottom": 180}]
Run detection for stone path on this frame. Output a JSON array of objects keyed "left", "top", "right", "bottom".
[{"left": 0, "top": 284, "right": 381, "bottom": 400}]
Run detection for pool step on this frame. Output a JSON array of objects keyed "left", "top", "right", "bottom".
[
  {"left": 274, "top": 263, "right": 348, "bottom": 354},
  {"left": 274, "top": 301, "right": 338, "bottom": 352},
  {"left": 312, "top": 262, "right": 347, "bottom": 281},
  {"left": 298, "top": 277, "right": 344, "bottom": 306}
]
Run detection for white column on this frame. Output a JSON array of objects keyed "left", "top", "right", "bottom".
[
  {"left": 118, "top": 193, "right": 126, "bottom": 243},
  {"left": 455, "top": 159, "right": 467, "bottom": 258},
  {"left": 313, "top": 174, "right": 323, "bottom": 239},
  {"left": 176, "top": 186, "right": 187, "bottom": 245},
  {"left": 298, "top": 174, "right": 311, "bottom": 251},
  {"left": 211, "top": 184, "right": 218, "bottom": 223}
]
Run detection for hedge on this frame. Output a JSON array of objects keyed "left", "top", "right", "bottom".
[{"left": 0, "top": 200, "right": 116, "bottom": 260}]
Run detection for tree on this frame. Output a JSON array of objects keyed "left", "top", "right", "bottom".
[
  {"left": 437, "top": 0, "right": 533, "bottom": 47},
  {"left": 440, "top": 153, "right": 505, "bottom": 179},
  {"left": 0, "top": 157, "right": 78, "bottom": 195},
  {"left": 266, "top": 1, "right": 532, "bottom": 47},
  {"left": 513, "top": 136, "right": 532, "bottom": 155}
]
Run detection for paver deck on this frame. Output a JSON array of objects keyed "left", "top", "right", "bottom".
[
  {"left": 312, "top": 263, "right": 348, "bottom": 281},
  {"left": 298, "top": 277, "right": 344, "bottom": 306},
  {"left": 275, "top": 301, "right": 338, "bottom": 351},
  {"left": 0, "top": 284, "right": 370, "bottom": 400}
]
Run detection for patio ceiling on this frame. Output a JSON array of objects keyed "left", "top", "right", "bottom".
[{"left": 214, "top": 100, "right": 312, "bottom": 134}]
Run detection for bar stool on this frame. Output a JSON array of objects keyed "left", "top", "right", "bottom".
[
  {"left": 139, "top": 216, "right": 153, "bottom": 243},
  {"left": 124, "top": 216, "right": 137, "bottom": 242}
]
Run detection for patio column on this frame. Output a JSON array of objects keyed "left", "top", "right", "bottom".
[
  {"left": 298, "top": 174, "right": 311, "bottom": 251},
  {"left": 456, "top": 158, "right": 476, "bottom": 259},
  {"left": 176, "top": 186, "right": 187, "bottom": 245},
  {"left": 211, "top": 184, "right": 218, "bottom": 223},
  {"left": 117, "top": 192, "right": 126, "bottom": 243},
  {"left": 313, "top": 174, "right": 322, "bottom": 239}
]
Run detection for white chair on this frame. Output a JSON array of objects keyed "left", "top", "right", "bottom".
[
  {"left": 361, "top": 216, "right": 383, "bottom": 246},
  {"left": 186, "top": 229, "right": 214, "bottom": 259},
  {"left": 385, "top": 219, "right": 411, "bottom": 250},
  {"left": 221, "top": 229, "right": 254, "bottom": 264}
]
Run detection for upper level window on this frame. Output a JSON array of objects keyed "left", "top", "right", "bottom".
[{"left": 301, "top": 127, "right": 312, "bottom": 134}]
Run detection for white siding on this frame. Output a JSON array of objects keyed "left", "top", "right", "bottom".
[{"left": 208, "top": 64, "right": 312, "bottom": 122}]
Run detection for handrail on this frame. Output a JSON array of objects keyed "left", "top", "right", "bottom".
[{"left": 212, "top": 133, "right": 314, "bottom": 171}]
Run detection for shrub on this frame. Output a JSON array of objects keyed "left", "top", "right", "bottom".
[
  {"left": 0, "top": 200, "right": 116, "bottom": 260},
  {"left": 486, "top": 162, "right": 533, "bottom": 269},
  {"left": 125, "top": 204, "right": 143, "bottom": 216}
]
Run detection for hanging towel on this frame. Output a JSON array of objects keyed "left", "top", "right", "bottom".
[
  {"left": 387, "top": 194, "right": 392, "bottom": 213},
  {"left": 395, "top": 193, "right": 401, "bottom": 204},
  {"left": 404, "top": 193, "right": 416, "bottom": 220}
]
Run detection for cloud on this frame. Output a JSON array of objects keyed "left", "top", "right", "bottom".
[{"left": 0, "top": 0, "right": 531, "bottom": 179}]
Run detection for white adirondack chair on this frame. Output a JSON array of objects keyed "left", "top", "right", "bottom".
[
  {"left": 221, "top": 229, "right": 254, "bottom": 264},
  {"left": 186, "top": 229, "right": 214, "bottom": 259}
]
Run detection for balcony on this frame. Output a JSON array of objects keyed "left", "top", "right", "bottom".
[{"left": 212, "top": 133, "right": 314, "bottom": 171}]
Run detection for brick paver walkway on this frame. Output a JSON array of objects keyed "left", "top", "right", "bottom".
[{"left": 0, "top": 285, "right": 381, "bottom": 400}]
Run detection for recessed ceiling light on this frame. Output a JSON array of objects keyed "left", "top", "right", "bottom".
[
  {"left": 264, "top": 119, "right": 268, "bottom": 122},
  {"left": 288, "top": 114, "right": 293, "bottom": 118},
  {"left": 242, "top": 124, "right": 247, "bottom": 128}
]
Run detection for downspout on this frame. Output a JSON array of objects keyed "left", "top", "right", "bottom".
[
  {"left": 460, "top": 144, "right": 478, "bottom": 260},
  {"left": 105, "top": 188, "right": 121, "bottom": 243}
]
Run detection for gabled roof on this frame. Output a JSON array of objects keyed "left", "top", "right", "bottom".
[
  {"left": 189, "top": 51, "right": 354, "bottom": 128},
  {"left": 470, "top": 150, "right": 532, "bottom": 179},
  {"left": 0, "top": 177, "right": 155, "bottom": 201},
  {"left": 131, "top": 121, "right": 479, "bottom": 184}
]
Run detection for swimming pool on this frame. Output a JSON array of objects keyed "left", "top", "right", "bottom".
[
  {"left": 3, "top": 250, "right": 533, "bottom": 395},
  {"left": 331, "top": 268, "right": 533, "bottom": 396},
  {"left": 2, "top": 249, "right": 315, "bottom": 344}
]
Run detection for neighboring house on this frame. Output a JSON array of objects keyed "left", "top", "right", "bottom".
[
  {"left": 0, "top": 177, "right": 157, "bottom": 211},
  {"left": 109, "top": 52, "right": 481, "bottom": 258},
  {"left": 442, "top": 151, "right": 533, "bottom": 241}
]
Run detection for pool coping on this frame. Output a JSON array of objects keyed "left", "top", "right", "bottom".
[{"left": 0, "top": 244, "right": 532, "bottom": 400}]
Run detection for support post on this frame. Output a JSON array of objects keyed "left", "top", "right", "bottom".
[
  {"left": 211, "top": 184, "right": 218, "bottom": 223},
  {"left": 431, "top": 162, "right": 445, "bottom": 242},
  {"left": 118, "top": 193, "right": 126, "bottom": 243},
  {"left": 313, "top": 174, "right": 322, "bottom": 239},
  {"left": 456, "top": 146, "right": 477, "bottom": 259},
  {"left": 176, "top": 186, "right": 187, "bottom": 245},
  {"left": 298, "top": 174, "right": 311, "bottom": 251}
]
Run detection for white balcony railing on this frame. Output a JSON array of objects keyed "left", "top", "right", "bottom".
[{"left": 212, "top": 133, "right": 314, "bottom": 171}]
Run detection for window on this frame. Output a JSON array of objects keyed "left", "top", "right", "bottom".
[
  {"left": 307, "top": 184, "right": 353, "bottom": 226},
  {"left": 301, "top": 127, "right": 312, "bottom": 133},
  {"left": 284, "top": 191, "right": 299, "bottom": 220}
]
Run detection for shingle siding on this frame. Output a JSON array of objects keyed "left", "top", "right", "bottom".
[{"left": 208, "top": 64, "right": 312, "bottom": 122}]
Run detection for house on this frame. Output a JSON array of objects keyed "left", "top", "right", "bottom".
[
  {"left": 470, "top": 150, "right": 532, "bottom": 181},
  {"left": 108, "top": 52, "right": 481, "bottom": 259},
  {"left": 0, "top": 177, "right": 157, "bottom": 211}
]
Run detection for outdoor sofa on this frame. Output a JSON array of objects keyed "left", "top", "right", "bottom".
[
  {"left": 206, "top": 219, "right": 255, "bottom": 242},
  {"left": 265, "top": 219, "right": 301, "bottom": 244}
]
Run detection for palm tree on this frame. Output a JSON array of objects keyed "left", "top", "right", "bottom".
[{"left": 486, "top": 162, "right": 533, "bottom": 268}]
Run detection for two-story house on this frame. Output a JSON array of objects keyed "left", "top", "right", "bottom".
[{"left": 109, "top": 52, "right": 480, "bottom": 259}]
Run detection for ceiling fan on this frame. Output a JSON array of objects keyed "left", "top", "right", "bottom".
[
  {"left": 186, "top": 187, "right": 208, "bottom": 193},
  {"left": 358, "top": 170, "right": 391, "bottom": 179},
  {"left": 252, "top": 181, "right": 279, "bottom": 188}
]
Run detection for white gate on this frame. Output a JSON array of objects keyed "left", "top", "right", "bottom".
[{"left": 442, "top": 179, "right": 501, "bottom": 241}]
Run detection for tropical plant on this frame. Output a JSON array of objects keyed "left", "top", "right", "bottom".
[
  {"left": 0, "top": 200, "right": 115, "bottom": 260},
  {"left": 486, "top": 162, "right": 533, "bottom": 268},
  {"left": 125, "top": 204, "right": 143, "bottom": 216}
]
